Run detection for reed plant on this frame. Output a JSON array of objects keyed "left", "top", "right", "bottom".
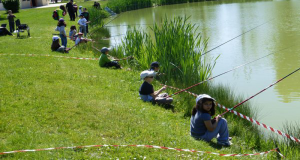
[
  {"left": 113, "top": 16, "right": 217, "bottom": 90},
  {"left": 107, "top": 0, "right": 152, "bottom": 14},
  {"left": 86, "top": 7, "right": 110, "bottom": 27}
]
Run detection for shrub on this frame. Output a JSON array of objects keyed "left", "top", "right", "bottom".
[{"left": 2, "top": 0, "right": 20, "bottom": 13}]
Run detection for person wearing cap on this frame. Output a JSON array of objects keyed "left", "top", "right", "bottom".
[
  {"left": 139, "top": 70, "right": 173, "bottom": 104},
  {"left": 51, "top": 36, "right": 69, "bottom": 53},
  {"left": 190, "top": 94, "right": 231, "bottom": 146},
  {"left": 66, "top": 0, "right": 75, "bottom": 21},
  {"left": 55, "top": 18, "right": 67, "bottom": 48},
  {"left": 75, "top": 32, "right": 93, "bottom": 45},
  {"left": 78, "top": 6, "right": 83, "bottom": 17},
  {"left": 78, "top": 14, "right": 90, "bottom": 37},
  {"left": 99, "top": 47, "right": 121, "bottom": 69},
  {"left": 149, "top": 61, "right": 162, "bottom": 79},
  {"left": 81, "top": 8, "right": 90, "bottom": 33}
]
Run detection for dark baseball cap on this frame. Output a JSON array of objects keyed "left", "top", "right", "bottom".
[{"left": 150, "top": 61, "right": 160, "bottom": 68}]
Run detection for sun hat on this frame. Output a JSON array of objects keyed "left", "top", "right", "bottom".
[
  {"left": 59, "top": 18, "right": 64, "bottom": 22},
  {"left": 150, "top": 61, "right": 160, "bottom": 68},
  {"left": 140, "top": 70, "right": 155, "bottom": 80},
  {"left": 196, "top": 94, "right": 215, "bottom": 104},
  {"left": 78, "top": 32, "right": 83, "bottom": 35},
  {"left": 79, "top": 6, "right": 82, "bottom": 8},
  {"left": 52, "top": 36, "right": 59, "bottom": 41},
  {"left": 100, "top": 47, "right": 111, "bottom": 53}
]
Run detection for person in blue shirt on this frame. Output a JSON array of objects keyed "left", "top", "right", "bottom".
[{"left": 190, "top": 94, "right": 231, "bottom": 146}]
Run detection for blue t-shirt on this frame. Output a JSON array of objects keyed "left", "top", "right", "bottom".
[{"left": 190, "top": 110, "right": 211, "bottom": 136}]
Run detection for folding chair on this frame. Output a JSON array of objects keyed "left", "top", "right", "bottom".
[{"left": 15, "top": 19, "right": 30, "bottom": 38}]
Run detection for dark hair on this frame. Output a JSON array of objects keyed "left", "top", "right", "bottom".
[
  {"left": 57, "top": 21, "right": 66, "bottom": 27},
  {"left": 150, "top": 61, "right": 160, "bottom": 69},
  {"left": 70, "top": 25, "right": 76, "bottom": 30},
  {"left": 191, "top": 98, "right": 215, "bottom": 116},
  {"left": 60, "top": 5, "right": 66, "bottom": 12}
]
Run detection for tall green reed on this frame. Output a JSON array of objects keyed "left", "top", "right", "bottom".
[
  {"left": 113, "top": 16, "right": 217, "bottom": 88},
  {"left": 87, "top": 7, "right": 110, "bottom": 27}
]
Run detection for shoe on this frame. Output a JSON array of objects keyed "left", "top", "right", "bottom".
[{"left": 217, "top": 141, "right": 232, "bottom": 147}]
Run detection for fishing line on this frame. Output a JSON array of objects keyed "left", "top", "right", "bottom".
[
  {"left": 219, "top": 67, "right": 300, "bottom": 117},
  {"left": 168, "top": 44, "right": 295, "bottom": 97},
  {"left": 201, "top": 19, "right": 274, "bottom": 56}
]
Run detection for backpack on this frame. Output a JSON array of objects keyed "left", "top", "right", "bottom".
[{"left": 52, "top": 10, "right": 58, "bottom": 20}]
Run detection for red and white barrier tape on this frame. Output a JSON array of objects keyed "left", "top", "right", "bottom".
[
  {"left": 0, "top": 144, "right": 281, "bottom": 157},
  {"left": 217, "top": 103, "right": 300, "bottom": 143},
  {"left": 166, "top": 85, "right": 300, "bottom": 144},
  {"left": 0, "top": 53, "right": 99, "bottom": 61}
]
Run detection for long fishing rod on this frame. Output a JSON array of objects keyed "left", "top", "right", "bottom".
[
  {"left": 168, "top": 44, "right": 295, "bottom": 97},
  {"left": 91, "top": 43, "right": 133, "bottom": 61},
  {"left": 201, "top": 19, "right": 273, "bottom": 56},
  {"left": 89, "top": 14, "right": 122, "bottom": 37},
  {"left": 219, "top": 67, "right": 300, "bottom": 117}
]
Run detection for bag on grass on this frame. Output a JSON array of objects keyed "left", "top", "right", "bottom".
[{"left": 52, "top": 10, "right": 58, "bottom": 20}]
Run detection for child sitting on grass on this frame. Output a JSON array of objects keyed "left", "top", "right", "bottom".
[
  {"left": 69, "top": 25, "right": 77, "bottom": 41},
  {"left": 99, "top": 47, "right": 121, "bottom": 69},
  {"left": 139, "top": 70, "right": 173, "bottom": 105},
  {"left": 51, "top": 36, "right": 70, "bottom": 53},
  {"left": 74, "top": 32, "right": 93, "bottom": 45},
  {"left": 190, "top": 94, "right": 231, "bottom": 146}
]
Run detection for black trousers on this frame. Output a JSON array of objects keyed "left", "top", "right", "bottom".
[
  {"left": 68, "top": 11, "right": 75, "bottom": 21},
  {"left": 103, "top": 61, "right": 121, "bottom": 69},
  {"left": 9, "top": 21, "right": 14, "bottom": 33}
]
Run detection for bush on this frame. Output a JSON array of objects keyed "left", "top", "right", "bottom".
[{"left": 2, "top": 0, "right": 20, "bottom": 13}]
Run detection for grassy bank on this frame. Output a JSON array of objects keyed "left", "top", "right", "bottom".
[{"left": 0, "top": 0, "right": 299, "bottom": 159}]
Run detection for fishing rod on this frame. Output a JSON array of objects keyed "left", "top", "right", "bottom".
[
  {"left": 201, "top": 19, "right": 274, "bottom": 56},
  {"left": 91, "top": 43, "right": 133, "bottom": 61},
  {"left": 168, "top": 44, "right": 295, "bottom": 97},
  {"left": 218, "top": 67, "right": 300, "bottom": 117},
  {"left": 89, "top": 14, "right": 122, "bottom": 37}
]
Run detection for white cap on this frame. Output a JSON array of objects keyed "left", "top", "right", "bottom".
[
  {"left": 52, "top": 36, "right": 59, "bottom": 41},
  {"left": 196, "top": 94, "right": 215, "bottom": 104},
  {"left": 140, "top": 70, "right": 155, "bottom": 80}
]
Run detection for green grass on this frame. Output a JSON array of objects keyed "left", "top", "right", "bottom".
[{"left": 0, "top": 1, "right": 299, "bottom": 159}]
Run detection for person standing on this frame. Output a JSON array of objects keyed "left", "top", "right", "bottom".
[
  {"left": 77, "top": 14, "right": 89, "bottom": 37},
  {"left": 56, "top": 5, "right": 67, "bottom": 20},
  {"left": 66, "top": 0, "right": 75, "bottom": 21},
  {"left": 82, "top": 8, "right": 90, "bottom": 33},
  {"left": 56, "top": 18, "right": 67, "bottom": 48},
  {"left": 7, "top": 10, "right": 16, "bottom": 33},
  {"left": 73, "top": 2, "right": 78, "bottom": 17}
]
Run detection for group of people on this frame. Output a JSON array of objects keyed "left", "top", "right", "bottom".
[
  {"left": 97, "top": 47, "right": 231, "bottom": 146},
  {"left": 52, "top": 3, "right": 93, "bottom": 53}
]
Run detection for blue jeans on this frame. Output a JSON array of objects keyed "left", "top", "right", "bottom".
[
  {"left": 192, "top": 118, "right": 229, "bottom": 143},
  {"left": 80, "top": 25, "right": 87, "bottom": 37},
  {"left": 60, "top": 34, "right": 67, "bottom": 47},
  {"left": 140, "top": 94, "right": 153, "bottom": 102}
]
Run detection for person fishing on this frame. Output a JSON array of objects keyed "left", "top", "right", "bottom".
[
  {"left": 149, "top": 61, "right": 164, "bottom": 80},
  {"left": 139, "top": 70, "right": 173, "bottom": 105},
  {"left": 74, "top": 32, "right": 93, "bottom": 45},
  {"left": 51, "top": 36, "right": 70, "bottom": 53},
  {"left": 190, "top": 94, "right": 231, "bottom": 146},
  {"left": 99, "top": 47, "right": 121, "bottom": 69}
]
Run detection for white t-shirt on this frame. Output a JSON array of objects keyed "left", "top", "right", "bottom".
[{"left": 78, "top": 18, "right": 87, "bottom": 26}]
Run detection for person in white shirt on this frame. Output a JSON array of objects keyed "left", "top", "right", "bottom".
[
  {"left": 75, "top": 32, "right": 93, "bottom": 45},
  {"left": 77, "top": 14, "right": 90, "bottom": 37}
]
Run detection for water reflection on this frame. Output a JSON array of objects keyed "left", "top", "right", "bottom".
[{"left": 103, "top": 0, "right": 300, "bottom": 129}]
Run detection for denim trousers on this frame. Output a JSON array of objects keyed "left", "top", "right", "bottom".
[
  {"left": 60, "top": 34, "right": 67, "bottom": 48},
  {"left": 192, "top": 118, "right": 229, "bottom": 143}
]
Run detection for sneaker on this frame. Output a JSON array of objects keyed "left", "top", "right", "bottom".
[{"left": 217, "top": 141, "right": 232, "bottom": 147}]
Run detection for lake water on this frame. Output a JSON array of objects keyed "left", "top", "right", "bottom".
[{"left": 103, "top": 0, "right": 300, "bottom": 133}]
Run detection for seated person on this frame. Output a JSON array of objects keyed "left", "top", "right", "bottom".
[
  {"left": 51, "top": 36, "right": 70, "bottom": 53},
  {"left": 99, "top": 47, "right": 121, "bottom": 69},
  {"left": 190, "top": 94, "right": 231, "bottom": 146},
  {"left": 139, "top": 70, "right": 173, "bottom": 105},
  {"left": 75, "top": 32, "right": 93, "bottom": 45}
]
